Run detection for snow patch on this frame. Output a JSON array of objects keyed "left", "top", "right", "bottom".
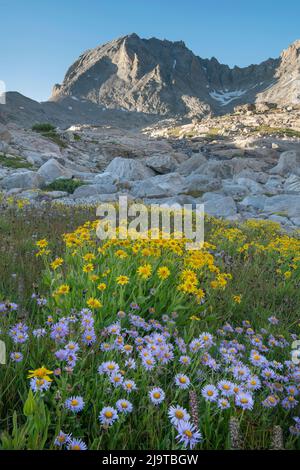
[
  {"left": 209, "top": 89, "right": 247, "bottom": 106},
  {"left": 172, "top": 59, "right": 177, "bottom": 70}
]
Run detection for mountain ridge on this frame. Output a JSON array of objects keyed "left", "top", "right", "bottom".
[{"left": 50, "top": 33, "right": 299, "bottom": 118}]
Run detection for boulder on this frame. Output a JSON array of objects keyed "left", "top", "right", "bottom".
[
  {"left": 202, "top": 192, "right": 224, "bottom": 202},
  {"left": 291, "top": 217, "right": 300, "bottom": 227},
  {"left": 269, "top": 150, "right": 300, "bottom": 176},
  {"left": 0, "top": 168, "right": 9, "bottom": 179},
  {"left": 177, "top": 153, "right": 207, "bottom": 175},
  {"left": 222, "top": 181, "right": 249, "bottom": 199},
  {"left": 94, "top": 172, "right": 118, "bottom": 185},
  {"left": 143, "top": 195, "right": 195, "bottom": 207},
  {"left": 105, "top": 157, "right": 155, "bottom": 181},
  {"left": 37, "top": 158, "right": 73, "bottom": 183},
  {"left": 182, "top": 174, "right": 221, "bottom": 196},
  {"left": 195, "top": 157, "right": 264, "bottom": 179},
  {"left": 0, "top": 171, "right": 44, "bottom": 190},
  {"left": 24, "top": 151, "right": 59, "bottom": 166},
  {"left": 203, "top": 195, "right": 237, "bottom": 218},
  {"left": 0, "top": 125, "right": 12, "bottom": 143},
  {"left": 131, "top": 173, "right": 185, "bottom": 199},
  {"left": 264, "top": 175, "right": 284, "bottom": 192},
  {"left": 72, "top": 183, "right": 117, "bottom": 199},
  {"left": 263, "top": 195, "right": 300, "bottom": 218},
  {"left": 234, "top": 169, "right": 269, "bottom": 184},
  {"left": 0, "top": 141, "right": 9, "bottom": 153},
  {"left": 235, "top": 177, "right": 265, "bottom": 194},
  {"left": 145, "top": 154, "right": 178, "bottom": 174},
  {"left": 284, "top": 174, "right": 300, "bottom": 193},
  {"left": 240, "top": 195, "right": 268, "bottom": 210}
]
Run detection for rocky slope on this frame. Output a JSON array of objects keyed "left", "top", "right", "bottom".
[
  {"left": 1, "top": 105, "right": 300, "bottom": 230},
  {"left": 51, "top": 34, "right": 300, "bottom": 118}
]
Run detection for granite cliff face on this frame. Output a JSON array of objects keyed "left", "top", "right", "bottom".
[
  {"left": 257, "top": 40, "right": 300, "bottom": 106},
  {"left": 50, "top": 33, "right": 299, "bottom": 118}
]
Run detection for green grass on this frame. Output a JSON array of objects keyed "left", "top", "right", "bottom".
[
  {"left": 32, "top": 123, "right": 68, "bottom": 149},
  {"left": 0, "top": 153, "right": 33, "bottom": 170},
  {"left": 42, "top": 178, "right": 86, "bottom": 194},
  {"left": 32, "top": 123, "right": 56, "bottom": 133},
  {"left": 0, "top": 204, "right": 299, "bottom": 450},
  {"left": 254, "top": 126, "right": 300, "bottom": 138}
]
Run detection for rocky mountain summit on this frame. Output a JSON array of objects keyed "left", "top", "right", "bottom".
[
  {"left": 1, "top": 35, "right": 300, "bottom": 128},
  {"left": 50, "top": 34, "right": 300, "bottom": 118},
  {"left": 1, "top": 35, "right": 300, "bottom": 231}
]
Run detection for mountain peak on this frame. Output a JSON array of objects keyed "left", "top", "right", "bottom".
[{"left": 50, "top": 35, "right": 300, "bottom": 116}]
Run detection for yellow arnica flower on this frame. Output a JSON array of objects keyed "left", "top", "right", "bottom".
[
  {"left": 36, "top": 239, "right": 48, "bottom": 249},
  {"left": 157, "top": 266, "right": 170, "bottom": 280},
  {"left": 116, "top": 275, "right": 129, "bottom": 286},
  {"left": 87, "top": 297, "right": 102, "bottom": 309},
  {"left": 36, "top": 249, "right": 51, "bottom": 257},
  {"left": 137, "top": 264, "right": 152, "bottom": 279},
  {"left": 55, "top": 284, "right": 70, "bottom": 295},
  {"left": 28, "top": 366, "right": 53, "bottom": 382},
  {"left": 233, "top": 295, "right": 242, "bottom": 304},
  {"left": 97, "top": 282, "right": 107, "bottom": 291},
  {"left": 190, "top": 315, "right": 201, "bottom": 321},
  {"left": 83, "top": 253, "right": 96, "bottom": 262},
  {"left": 83, "top": 263, "right": 94, "bottom": 273},
  {"left": 89, "top": 274, "right": 100, "bottom": 282},
  {"left": 284, "top": 271, "right": 292, "bottom": 280},
  {"left": 115, "top": 249, "right": 128, "bottom": 259},
  {"left": 50, "top": 257, "right": 64, "bottom": 270}
]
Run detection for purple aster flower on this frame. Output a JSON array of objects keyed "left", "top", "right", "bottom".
[
  {"left": 175, "top": 421, "right": 202, "bottom": 449},
  {"left": 55, "top": 349, "right": 67, "bottom": 361},
  {"left": 168, "top": 405, "right": 190, "bottom": 426},
  {"left": 174, "top": 373, "right": 191, "bottom": 390},
  {"left": 201, "top": 384, "right": 218, "bottom": 402},
  {"left": 217, "top": 380, "right": 235, "bottom": 396},
  {"left": 218, "top": 398, "right": 230, "bottom": 409},
  {"left": 268, "top": 316, "right": 279, "bottom": 325},
  {"left": 30, "top": 377, "right": 51, "bottom": 393},
  {"left": 123, "top": 380, "right": 137, "bottom": 394},
  {"left": 54, "top": 430, "right": 71, "bottom": 447},
  {"left": 235, "top": 391, "right": 254, "bottom": 410},
  {"left": 179, "top": 355, "right": 191, "bottom": 365},
  {"left": 282, "top": 396, "right": 298, "bottom": 409},
  {"left": 149, "top": 387, "right": 165, "bottom": 405},
  {"left": 99, "top": 406, "right": 118, "bottom": 426},
  {"left": 10, "top": 351, "right": 23, "bottom": 362},
  {"left": 262, "top": 395, "right": 280, "bottom": 408},
  {"left": 65, "top": 396, "right": 85, "bottom": 413},
  {"left": 110, "top": 372, "right": 124, "bottom": 387},
  {"left": 116, "top": 399, "right": 133, "bottom": 414},
  {"left": 67, "top": 438, "right": 87, "bottom": 450}
]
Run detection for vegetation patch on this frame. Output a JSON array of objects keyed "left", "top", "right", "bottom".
[
  {"left": 0, "top": 153, "right": 33, "bottom": 169},
  {"left": 254, "top": 125, "right": 300, "bottom": 138},
  {"left": 32, "top": 123, "right": 68, "bottom": 148},
  {"left": 0, "top": 202, "right": 299, "bottom": 450},
  {"left": 42, "top": 178, "right": 86, "bottom": 194}
]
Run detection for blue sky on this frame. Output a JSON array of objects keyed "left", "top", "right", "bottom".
[{"left": 1, "top": 0, "right": 299, "bottom": 102}]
